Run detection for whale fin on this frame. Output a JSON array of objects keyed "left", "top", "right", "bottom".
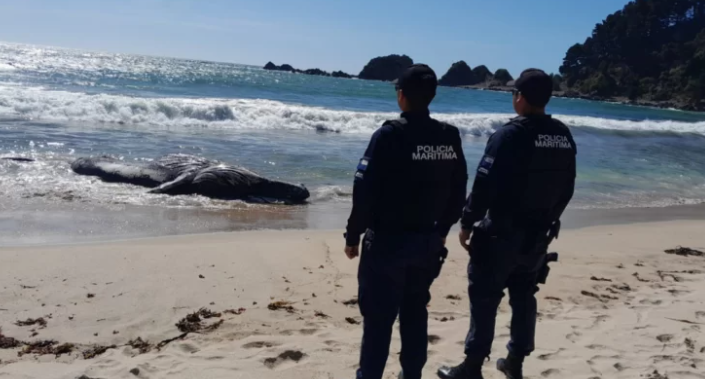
[{"left": 148, "top": 170, "right": 198, "bottom": 195}]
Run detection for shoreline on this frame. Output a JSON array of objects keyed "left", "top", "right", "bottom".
[
  {"left": 2, "top": 199, "right": 705, "bottom": 247},
  {"left": 1, "top": 222, "right": 705, "bottom": 378},
  {"left": 458, "top": 85, "right": 705, "bottom": 113}
]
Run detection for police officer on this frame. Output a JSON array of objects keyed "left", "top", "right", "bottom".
[
  {"left": 345, "top": 64, "right": 468, "bottom": 379},
  {"left": 437, "top": 69, "right": 577, "bottom": 379}
]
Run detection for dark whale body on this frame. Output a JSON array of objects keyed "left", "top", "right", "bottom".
[{"left": 70, "top": 154, "right": 310, "bottom": 204}]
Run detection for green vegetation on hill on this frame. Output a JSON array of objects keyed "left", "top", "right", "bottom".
[
  {"left": 559, "top": 0, "right": 705, "bottom": 108},
  {"left": 471, "top": 65, "right": 493, "bottom": 83},
  {"left": 493, "top": 69, "right": 514, "bottom": 86},
  {"left": 438, "top": 62, "right": 515, "bottom": 87},
  {"left": 439, "top": 61, "right": 475, "bottom": 86}
]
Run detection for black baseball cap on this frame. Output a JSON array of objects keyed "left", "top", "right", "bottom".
[
  {"left": 395, "top": 64, "right": 438, "bottom": 99},
  {"left": 507, "top": 69, "right": 553, "bottom": 108}
]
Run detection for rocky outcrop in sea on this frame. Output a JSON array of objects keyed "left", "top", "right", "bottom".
[
  {"left": 263, "top": 62, "right": 354, "bottom": 79},
  {"left": 358, "top": 54, "right": 413, "bottom": 81}
]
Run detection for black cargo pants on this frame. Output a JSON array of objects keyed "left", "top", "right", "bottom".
[
  {"left": 463, "top": 227, "right": 545, "bottom": 360},
  {"left": 356, "top": 230, "right": 446, "bottom": 379}
]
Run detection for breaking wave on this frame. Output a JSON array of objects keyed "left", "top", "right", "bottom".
[{"left": 1, "top": 84, "right": 705, "bottom": 136}]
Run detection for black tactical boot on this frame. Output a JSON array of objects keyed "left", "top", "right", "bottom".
[
  {"left": 496, "top": 354, "right": 524, "bottom": 379},
  {"left": 437, "top": 357, "right": 484, "bottom": 379}
]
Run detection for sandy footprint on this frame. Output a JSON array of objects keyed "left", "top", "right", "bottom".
[
  {"left": 585, "top": 344, "right": 608, "bottom": 350},
  {"left": 541, "top": 368, "right": 560, "bottom": 377},
  {"left": 264, "top": 350, "right": 306, "bottom": 369},
  {"left": 299, "top": 328, "right": 318, "bottom": 336},
  {"left": 242, "top": 341, "right": 281, "bottom": 349},
  {"left": 566, "top": 332, "right": 582, "bottom": 343},
  {"left": 178, "top": 343, "right": 199, "bottom": 354},
  {"left": 537, "top": 348, "right": 564, "bottom": 361},
  {"left": 589, "top": 314, "right": 610, "bottom": 329}
]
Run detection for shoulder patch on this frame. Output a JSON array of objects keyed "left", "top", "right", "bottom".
[
  {"left": 477, "top": 155, "right": 494, "bottom": 175},
  {"left": 357, "top": 158, "right": 370, "bottom": 172}
]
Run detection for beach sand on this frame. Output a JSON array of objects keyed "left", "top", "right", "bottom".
[{"left": 1, "top": 221, "right": 705, "bottom": 379}]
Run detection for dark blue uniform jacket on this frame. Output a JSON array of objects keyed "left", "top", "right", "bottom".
[
  {"left": 461, "top": 115, "right": 577, "bottom": 236},
  {"left": 345, "top": 110, "right": 468, "bottom": 246}
]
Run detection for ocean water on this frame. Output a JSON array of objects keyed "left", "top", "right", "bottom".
[{"left": 2, "top": 42, "right": 705, "bottom": 217}]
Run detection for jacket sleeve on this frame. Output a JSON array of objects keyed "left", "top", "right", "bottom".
[
  {"left": 436, "top": 129, "right": 468, "bottom": 237},
  {"left": 345, "top": 126, "right": 392, "bottom": 246},
  {"left": 460, "top": 127, "right": 516, "bottom": 229}
]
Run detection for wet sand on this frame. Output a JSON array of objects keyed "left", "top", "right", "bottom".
[{"left": 1, "top": 197, "right": 705, "bottom": 246}]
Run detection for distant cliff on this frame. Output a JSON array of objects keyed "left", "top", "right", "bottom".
[
  {"left": 263, "top": 62, "right": 354, "bottom": 79},
  {"left": 358, "top": 54, "right": 413, "bottom": 81}
]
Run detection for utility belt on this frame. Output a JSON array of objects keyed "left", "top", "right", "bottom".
[
  {"left": 365, "top": 228, "right": 448, "bottom": 279},
  {"left": 474, "top": 219, "right": 561, "bottom": 284},
  {"left": 370, "top": 223, "right": 438, "bottom": 235}
]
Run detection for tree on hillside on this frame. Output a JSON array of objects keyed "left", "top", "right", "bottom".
[
  {"left": 439, "top": 61, "right": 476, "bottom": 86},
  {"left": 358, "top": 55, "right": 414, "bottom": 81},
  {"left": 549, "top": 73, "right": 564, "bottom": 91},
  {"left": 471, "top": 65, "right": 493, "bottom": 84},
  {"left": 560, "top": 0, "right": 705, "bottom": 106},
  {"left": 493, "top": 69, "right": 514, "bottom": 85}
]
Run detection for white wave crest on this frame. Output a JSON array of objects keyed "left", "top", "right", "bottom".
[
  {"left": 1, "top": 85, "right": 704, "bottom": 135},
  {"left": 311, "top": 185, "right": 352, "bottom": 202}
]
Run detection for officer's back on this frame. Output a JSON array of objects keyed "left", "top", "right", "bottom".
[
  {"left": 370, "top": 113, "right": 466, "bottom": 235},
  {"left": 487, "top": 114, "right": 576, "bottom": 233},
  {"left": 344, "top": 64, "right": 468, "bottom": 379}
]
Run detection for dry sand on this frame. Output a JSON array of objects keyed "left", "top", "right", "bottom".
[{"left": 1, "top": 221, "right": 705, "bottom": 379}]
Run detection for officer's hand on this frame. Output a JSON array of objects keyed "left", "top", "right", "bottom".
[
  {"left": 459, "top": 228, "right": 472, "bottom": 252},
  {"left": 345, "top": 245, "right": 360, "bottom": 260}
]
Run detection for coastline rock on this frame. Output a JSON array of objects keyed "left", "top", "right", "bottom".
[
  {"left": 358, "top": 54, "right": 413, "bottom": 81},
  {"left": 471, "top": 65, "right": 493, "bottom": 84},
  {"left": 263, "top": 62, "right": 353, "bottom": 79},
  {"left": 493, "top": 69, "right": 514, "bottom": 86},
  {"left": 439, "top": 61, "right": 476, "bottom": 87},
  {"left": 303, "top": 68, "right": 329, "bottom": 77},
  {"left": 331, "top": 71, "right": 353, "bottom": 79},
  {"left": 262, "top": 62, "right": 295, "bottom": 72}
]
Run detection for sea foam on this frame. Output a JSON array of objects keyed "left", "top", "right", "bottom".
[{"left": 1, "top": 84, "right": 704, "bottom": 136}]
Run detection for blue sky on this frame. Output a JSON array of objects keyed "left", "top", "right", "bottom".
[{"left": 0, "top": 0, "right": 630, "bottom": 77}]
